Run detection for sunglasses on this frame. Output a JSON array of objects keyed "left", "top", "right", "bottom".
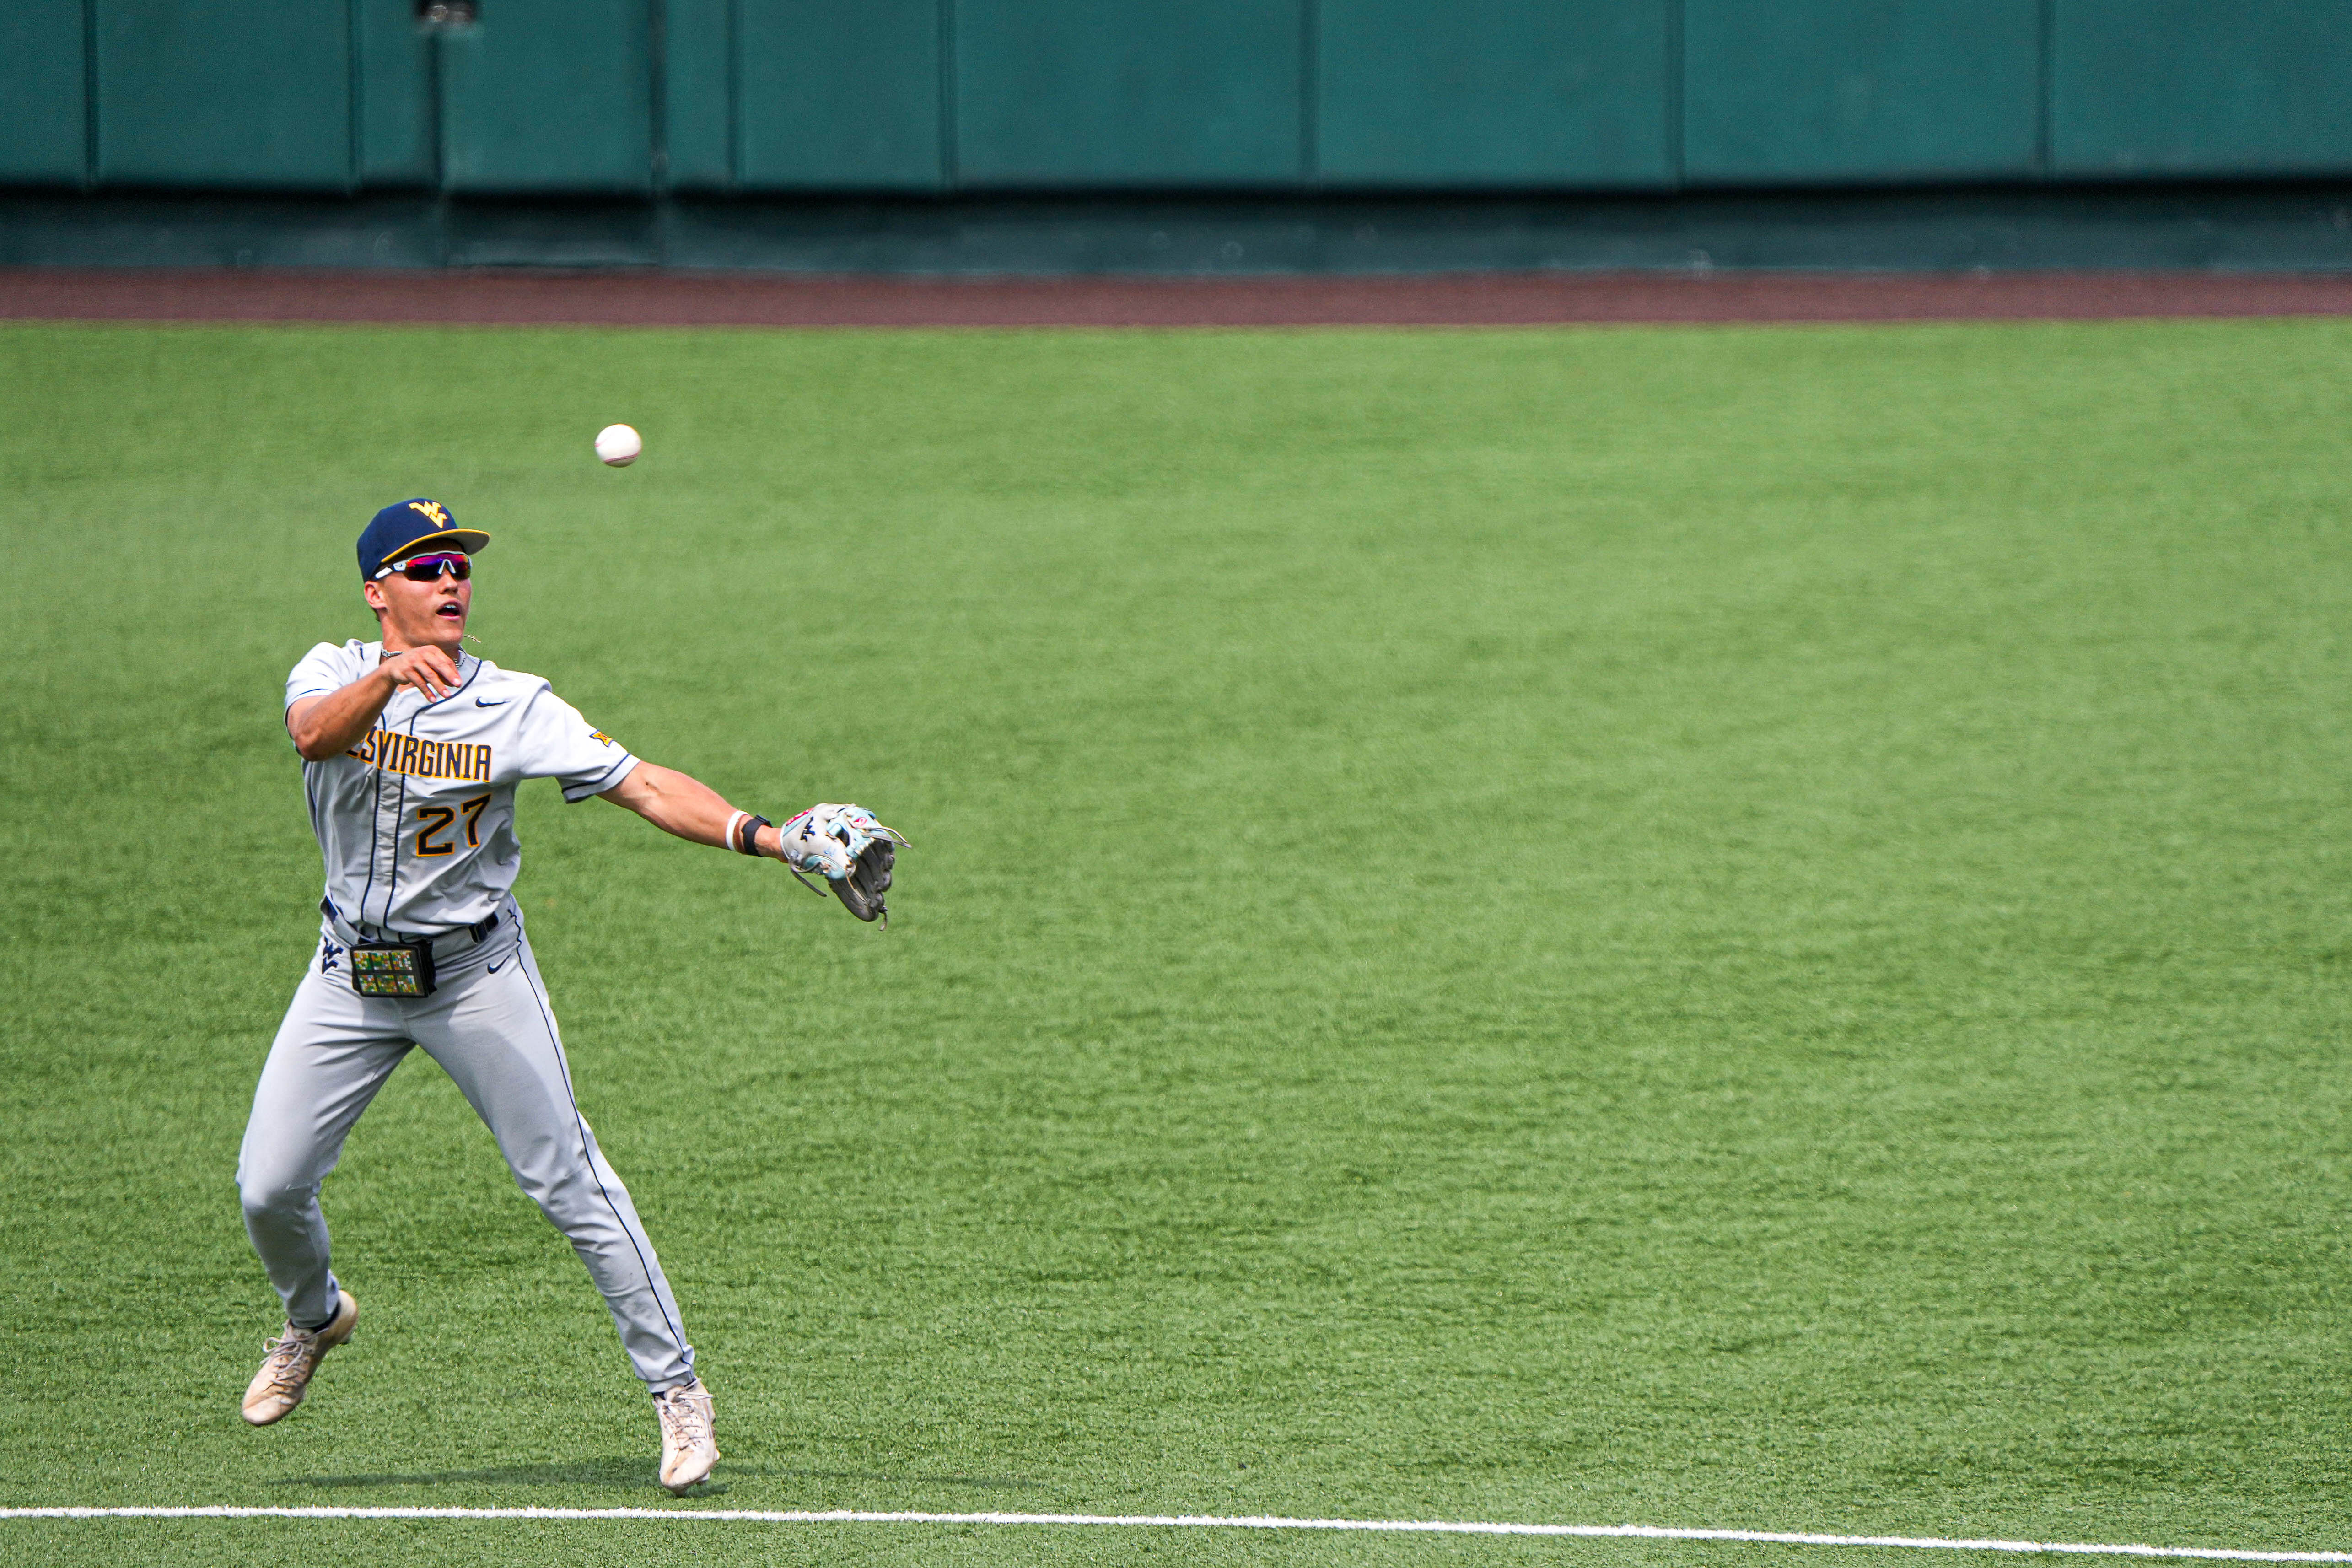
[{"left": 382, "top": 553, "right": 473, "bottom": 582}]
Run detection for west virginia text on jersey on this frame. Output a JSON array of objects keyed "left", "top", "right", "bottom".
[
  {"left": 289, "top": 639, "right": 640, "bottom": 933},
  {"left": 346, "top": 728, "right": 493, "bottom": 783}
]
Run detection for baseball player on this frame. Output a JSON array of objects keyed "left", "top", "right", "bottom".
[{"left": 238, "top": 498, "right": 901, "bottom": 1494}]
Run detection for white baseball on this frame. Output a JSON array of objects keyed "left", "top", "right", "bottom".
[{"left": 595, "top": 424, "right": 642, "bottom": 467}]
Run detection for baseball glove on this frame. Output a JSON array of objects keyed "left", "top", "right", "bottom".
[{"left": 776, "top": 804, "right": 908, "bottom": 927}]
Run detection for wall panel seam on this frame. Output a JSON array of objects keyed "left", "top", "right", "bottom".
[
  {"left": 727, "top": 0, "right": 742, "bottom": 185},
  {"left": 2034, "top": 0, "right": 2052, "bottom": 178},
  {"left": 347, "top": 0, "right": 361, "bottom": 191},
  {"left": 940, "top": 0, "right": 958, "bottom": 188},
  {"left": 1666, "top": 0, "right": 1684, "bottom": 189},
  {"left": 81, "top": 0, "right": 97, "bottom": 187},
  {"left": 1300, "top": 0, "right": 1318, "bottom": 185},
  {"left": 651, "top": 0, "right": 669, "bottom": 187},
  {"left": 427, "top": 27, "right": 445, "bottom": 194}
]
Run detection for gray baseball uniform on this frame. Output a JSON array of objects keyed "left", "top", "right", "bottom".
[{"left": 238, "top": 640, "right": 695, "bottom": 1391}]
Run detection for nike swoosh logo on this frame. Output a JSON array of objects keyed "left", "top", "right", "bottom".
[
  {"left": 487, "top": 958, "right": 507, "bottom": 972},
  {"left": 476, "top": 697, "right": 507, "bottom": 707}
]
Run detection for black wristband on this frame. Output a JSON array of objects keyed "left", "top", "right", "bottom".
[{"left": 738, "top": 814, "right": 772, "bottom": 856}]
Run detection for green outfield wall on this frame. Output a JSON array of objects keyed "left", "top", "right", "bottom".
[
  {"left": 3, "top": 0, "right": 2350, "bottom": 269},
  {"left": 7, "top": 0, "right": 2352, "bottom": 195}
]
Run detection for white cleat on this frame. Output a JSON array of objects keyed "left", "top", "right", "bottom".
[
  {"left": 241, "top": 1289, "right": 358, "bottom": 1427},
  {"left": 654, "top": 1378, "right": 720, "bottom": 1494}
]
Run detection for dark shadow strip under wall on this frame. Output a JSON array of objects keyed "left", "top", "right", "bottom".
[{"left": 4, "top": 184, "right": 2352, "bottom": 274}]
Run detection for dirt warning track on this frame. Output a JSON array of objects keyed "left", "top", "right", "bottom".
[{"left": 5, "top": 267, "right": 2352, "bottom": 327}]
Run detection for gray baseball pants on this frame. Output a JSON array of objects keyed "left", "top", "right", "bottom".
[{"left": 237, "top": 905, "right": 697, "bottom": 1391}]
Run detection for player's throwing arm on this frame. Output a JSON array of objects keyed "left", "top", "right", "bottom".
[{"left": 240, "top": 497, "right": 903, "bottom": 1497}]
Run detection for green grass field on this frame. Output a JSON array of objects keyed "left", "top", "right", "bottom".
[{"left": 4, "top": 314, "right": 2351, "bottom": 1567}]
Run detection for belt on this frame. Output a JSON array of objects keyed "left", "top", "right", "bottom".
[{"left": 322, "top": 897, "right": 501, "bottom": 958}]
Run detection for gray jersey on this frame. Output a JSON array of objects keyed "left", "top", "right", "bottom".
[{"left": 285, "top": 641, "right": 640, "bottom": 937}]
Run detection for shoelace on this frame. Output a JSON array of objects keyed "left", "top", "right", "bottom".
[
  {"left": 656, "top": 1387, "right": 712, "bottom": 1449},
  {"left": 255, "top": 1326, "right": 319, "bottom": 1392}
]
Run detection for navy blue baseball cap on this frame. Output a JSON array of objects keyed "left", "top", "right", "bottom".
[{"left": 357, "top": 498, "right": 491, "bottom": 580}]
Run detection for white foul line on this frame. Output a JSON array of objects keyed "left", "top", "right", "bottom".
[{"left": 0, "top": 1507, "right": 2346, "bottom": 1560}]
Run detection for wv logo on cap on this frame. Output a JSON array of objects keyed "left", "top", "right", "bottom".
[{"left": 358, "top": 496, "right": 489, "bottom": 580}]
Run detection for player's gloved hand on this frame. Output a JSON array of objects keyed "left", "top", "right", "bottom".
[
  {"left": 775, "top": 804, "right": 908, "bottom": 926},
  {"left": 776, "top": 805, "right": 857, "bottom": 879}
]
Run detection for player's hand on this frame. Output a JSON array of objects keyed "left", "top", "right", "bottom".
[
  {"left": 379, "top": 646, "right": 462, "bottom": 702},
  {"left": 775, "top": 804, "right": 908, "bottom": 926},
  {"left": 776, "top": 805, "right": 858, "bottom": 878}
]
